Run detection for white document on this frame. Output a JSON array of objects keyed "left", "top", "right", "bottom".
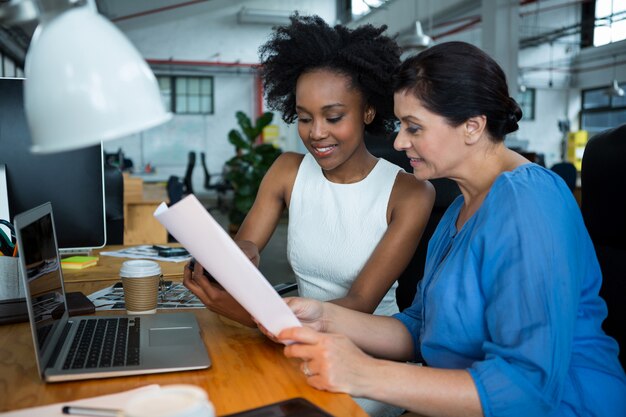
[
  {"left": 0, "top": 385, "right": 159, "bottom": 416},
  {"left": 153, "top": 195, "right": 301, "bottom": 337}
]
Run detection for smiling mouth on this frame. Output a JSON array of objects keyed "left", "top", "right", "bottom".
[
  {"left": 312, "top": 145, "right": 337, "bottom": 156},
  {"left": 408, "top": 157, "right": 425, "bottom": 166}
]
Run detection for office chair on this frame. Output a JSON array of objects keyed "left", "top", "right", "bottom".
[
  {"left": 166, "top": 176, "right": 185, "bottom": 205},
  {"left": 200, "top": 152, "right": 232, "bottom": 213},
  {"left": 550, "top": 161, "right": 577, "bottom": 192},
  {"left": 103, "top": 163, "right": 124, "bottom": 245},
  {"left": 183, "top": 151, "right": 196, "bottom": 195},
  {"left": 581, "top": 123, "right": 626, "bottom": 368}
]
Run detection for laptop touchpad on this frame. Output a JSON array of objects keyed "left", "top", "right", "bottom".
[{"left": 149, "top": 327, "right": 196, "bottom": 347}]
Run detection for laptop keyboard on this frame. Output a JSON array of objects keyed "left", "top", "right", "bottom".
[{"left": 62, "top": 317, "right": 141, "bottom": 369}]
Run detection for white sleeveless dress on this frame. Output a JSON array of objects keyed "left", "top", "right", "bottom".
[
  {"left": 288, "top": 153, "right": 406, "bottom": 417},
  {"left": 287, "top": 152, "right": 401, "bottom": 317}
]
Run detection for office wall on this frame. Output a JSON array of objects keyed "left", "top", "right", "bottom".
[
  {"left": 105, "top": 0, "right": 335, "bottom": 194},
  {"left": 105, "top": 0, "right": 621, "bottom": 184}
]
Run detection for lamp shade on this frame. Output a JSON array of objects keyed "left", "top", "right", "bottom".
[
  {"left": 398, "top": 21, "right": 432, "bottom": 60},
  {"left": 24, "top": 6, "right": 171, "bottom": 153}
]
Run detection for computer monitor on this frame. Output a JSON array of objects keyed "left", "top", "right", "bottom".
[{"left": 0, "top": 77, "right": 107, "bottom": 252}]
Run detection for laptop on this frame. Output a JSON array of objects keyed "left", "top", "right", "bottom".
[{"left": 14, "top": 202, "right": 211, "bottom": 382}]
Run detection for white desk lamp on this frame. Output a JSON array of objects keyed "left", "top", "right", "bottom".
[{"left": 1, "top": 0, "right": 171, "bottom": 153}]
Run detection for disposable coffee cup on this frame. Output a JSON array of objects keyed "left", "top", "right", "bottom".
[
  {"left": 124, "top": 385, "right": 215, "bottom": 417},
  {"left": 120, "top": 260, "right": 162, "bottom": 314}
]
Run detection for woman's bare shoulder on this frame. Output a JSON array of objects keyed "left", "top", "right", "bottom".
[
  {"left": 396, "top": 171, "right": 435, "bottom": 197},
  {"left": 262, "top": 152, "right": 306, "bottom": 199},
  {"left": 390, "top": 171, "right": 436, "bottom": 211},
  {"left": 270, "top": 152, "right": 306, "bottom": 175}
]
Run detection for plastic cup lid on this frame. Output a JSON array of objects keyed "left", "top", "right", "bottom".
[
  {"left": 124, "top": 384, "right": 213, "bottom": 417},
  {"left": 120, "top": 260, "right": 161, "bottom": 278}
]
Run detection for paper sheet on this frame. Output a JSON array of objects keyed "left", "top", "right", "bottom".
[
  {"left": 153, "top": 195, "right": 301, "bottom": 337},
  {"left": 0, "top": 385, "right": 160, "bottom": 416}
]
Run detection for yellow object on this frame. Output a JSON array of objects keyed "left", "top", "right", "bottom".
[
  {"left": 61, "top": 255, "right": 99, "bottom": 270},
  {"left": 567, "top": 130, "right": 588, "bottom": 171},
  {"left": 262, "top": 124, "right": 280, "bottom": 148}
]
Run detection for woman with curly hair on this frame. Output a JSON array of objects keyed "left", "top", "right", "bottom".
[{"left": 183, "top": 14, "right": 434, "bottom": 416}]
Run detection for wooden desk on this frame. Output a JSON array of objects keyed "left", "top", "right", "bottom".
[
  {"left": 62, "top": 245, "right": 187, "bottom": 293},
  {"left": 123, "top": 174, "right": 169, "bottom": 245},
  {"left": 0, "top": 249, "right": 367, "bottom": 416}
]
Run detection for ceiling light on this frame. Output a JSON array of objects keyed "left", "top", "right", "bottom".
[
  {"left": 398, "top": 21, "right": 432, "bottom": 60},
  {"left": 605, "top": 79, "right": 624, "bottom": 97},
  {"left": 605, "top": 55, "right": 624, "bottom": 98},
  {"left": 1, "top": 0, "right": 171, "bottom": 153}
]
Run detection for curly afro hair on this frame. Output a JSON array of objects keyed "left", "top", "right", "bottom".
[{"left": 258, "top": 14, "right": 401, "bottom": 135}]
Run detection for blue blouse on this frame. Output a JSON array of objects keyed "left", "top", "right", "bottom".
[{"left": 394, "top": 164, "right": 626, "bottom": 417}]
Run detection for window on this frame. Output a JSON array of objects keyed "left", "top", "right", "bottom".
[
  {"left": 581, "top": 83, "right": 626, "bottom": 135},
  {"left": 351, "top": 0, "right": 387, "bottom": 19},
  {"left": 594, "top": 0, "right": 626, "bottom": 46},
  {"left": 157, "top": 76, "right": 172, "bottom": 112},
  {"left": 156, "top": 75, "right": 214, "bottom": 115},
  {"left": 517, "top": 88, "right": 535, "bottom": 121}
]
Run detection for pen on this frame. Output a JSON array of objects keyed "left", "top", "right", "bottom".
[{"left": 61, "top": 405, "right": 123, "bottom": 417}]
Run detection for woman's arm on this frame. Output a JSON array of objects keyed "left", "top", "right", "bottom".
[
  {"left": 183, "top": 153, "right": 303, "bottom": 326},
  {"left": 284, "top": 297, "right": 414, "bottom": 360},
  {"left": 278, "top": 324, "right": 482, "bottom": 417},
  {"left": 269, "top": 298, "right": 481, "bottom": 416},
  {"left": 329, "top": 172, "right": 435, "bottom": 313}
]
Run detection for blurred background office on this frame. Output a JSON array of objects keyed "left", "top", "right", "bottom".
[
  {"left": 2, "top": 0, "right": 624, "bottom": 195},
  {"left": 1, "top": 0, "right": 625, "bottom": 365}
]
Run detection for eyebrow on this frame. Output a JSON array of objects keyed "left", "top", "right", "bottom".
[
  {"left": 400, "top": 115, "right": 422, "bottom": 123},
  {"left": 296, "top": 103, "right": 347, "bottom": 112}
]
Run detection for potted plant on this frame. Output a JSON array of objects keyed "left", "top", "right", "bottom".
[{"left": 225, "top": 111, "right": 282, "bottom": 233}]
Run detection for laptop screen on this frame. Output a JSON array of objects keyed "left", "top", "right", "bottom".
[{"left": 20, "top": 211, "right": 66, "bottom": 355}]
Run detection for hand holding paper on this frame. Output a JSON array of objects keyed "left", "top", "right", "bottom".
[{"left": 153, "top": 195, "right": 301, "bottom": 338}]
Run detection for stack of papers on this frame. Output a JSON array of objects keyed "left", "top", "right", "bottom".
[
  {"left": 100, "top": 245, "right": 191, "bottom": 263},
  {"left": 61, "top": 256, "right": 99, "bottom": 270}
]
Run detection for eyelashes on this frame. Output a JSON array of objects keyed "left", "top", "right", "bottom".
[
  {"left": 406, "top": 124, "right": 422, "bottom": 134},
  {"left": 297, "top": 115, "right": 344, "bottom": 124}
]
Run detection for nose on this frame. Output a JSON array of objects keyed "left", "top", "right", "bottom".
[
  {"left": 393, "top": 130, "right": 410, "bottom": 151},
  {"left": 309, "top": 120, "right": 328, "bottom": 140}
]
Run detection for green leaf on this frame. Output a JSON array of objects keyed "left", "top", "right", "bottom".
[
  {"left": 236, "top": 111, "right": 256, "bottom": 142},
  {"left": 236, "top": 111, "right": 252, "bottom": 131},
  {"left": 236, "top": 184, "right": 255, "bottom": 197},
  {"left": 234, "top": 194, "right": 255, "bottom": 213},
  {"left": 255, "top": 112, "right": 274, "bottom": 132},
  {"left": 228, "top": 130, "right": 250, "bottom": 150},
  {"left": 255, "top": 143, "right": 281, "bottom": 156}
]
